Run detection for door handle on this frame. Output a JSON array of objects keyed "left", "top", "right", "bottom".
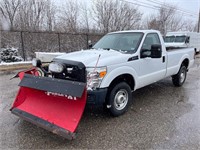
[{"left": 162, "top": 56, "right": 165, "bottom": 63}]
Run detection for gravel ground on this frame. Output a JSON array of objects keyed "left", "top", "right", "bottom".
[{"left": 0, "top": 55, "right": 200, "bottom": 149}]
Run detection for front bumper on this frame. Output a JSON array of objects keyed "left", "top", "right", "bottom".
[{"left": 87, "top": 88, "right": 108, "bottom": 105}]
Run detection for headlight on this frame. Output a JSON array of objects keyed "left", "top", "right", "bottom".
[
  {"left": 49, "top": 62, "right": 64, "bottom": 73},
  {"left": 87, "top": 67, "right": 107, "bottom": 90},
  {"left": 32, "top": 58, "right": 42, "bottom": 67}
]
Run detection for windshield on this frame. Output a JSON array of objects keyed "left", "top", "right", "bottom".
[
  {"left": 164, "top": 36, "right": 175, "bottom": 43},
  {"left": 164, "top": 35, "right": 186, "bottom": 43},
  {"left": 174, "top": 36, "right": 186, "bottom": 42},
  {"left": 93, "top": 32, "right": 143, "bottom": 53}
]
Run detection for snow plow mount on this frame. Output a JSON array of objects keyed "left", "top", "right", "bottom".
[{"left": 18, "top": 74, "right": 86, "bottom": 97}]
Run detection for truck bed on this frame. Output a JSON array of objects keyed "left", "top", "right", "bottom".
[
  {"left": 166, "top": 47, "right": 194, "bottom": 51},
  {"left": 165, "top": 47, "right": 195, "bottom": 77}
]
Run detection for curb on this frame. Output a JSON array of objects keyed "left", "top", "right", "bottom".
[{"left": 0, "top": 63, "right": 32, "bottom": 71}]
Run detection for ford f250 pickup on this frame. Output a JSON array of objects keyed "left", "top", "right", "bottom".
[{"left": 11, "top": 30, "right": 195, "bottom": 139}]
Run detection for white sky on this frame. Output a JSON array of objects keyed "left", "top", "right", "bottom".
[
  {"left": 139, "top": 0, "right": 199, "bottom": 21},
  {"left": 56, "top": 0, "right": 200, "bottom": 23}
]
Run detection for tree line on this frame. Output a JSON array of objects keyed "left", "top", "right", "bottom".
[{"left": 0, "top": 0, "right": 198, "bottom": 35}]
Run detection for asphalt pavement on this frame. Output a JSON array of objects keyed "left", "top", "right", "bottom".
[{"left": 0, "top": 56, "right": 200, "bottom": 149}]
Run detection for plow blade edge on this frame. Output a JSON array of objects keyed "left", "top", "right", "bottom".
[{"left": 11, "top": 71, "right": 87, "bottom": 139}]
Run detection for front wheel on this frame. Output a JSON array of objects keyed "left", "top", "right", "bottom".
[
  {"left": 107, "top": 82, "right": 132, "bottom": 117},
  {"left": 172, "top": 65, "right": 187, "bottom": 87}
]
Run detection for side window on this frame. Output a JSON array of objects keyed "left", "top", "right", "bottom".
[
  {"left": 141, "top": 33, "right": 161, "bottom": 51},
  {"left": 186, "top": 36, "right": 190, "bottom": 43}
]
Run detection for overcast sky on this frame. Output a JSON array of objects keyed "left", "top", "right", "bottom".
[
  {"left": 56, "top": 0, "right": 200, "bottom": 23},
  {"left": 139, "top": 0, "right": 199, "bottom": 21}
]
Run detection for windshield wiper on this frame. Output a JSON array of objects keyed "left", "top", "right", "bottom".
[
  {"left": 102, "top": 48, "right": 111, "bottom": 50},
  {"left": 100, "top": 48, "right": 127, "bottom": 54},
  {"left": 119, "top": 50, "right": 128, "bottom": 53}
]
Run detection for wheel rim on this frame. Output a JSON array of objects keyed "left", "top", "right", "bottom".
[
  {"left": 180, "top": 69, "right": 186, "bottom": 83},
  {"left": 114, "top": 89, "right": 128, "bottom": 110}
]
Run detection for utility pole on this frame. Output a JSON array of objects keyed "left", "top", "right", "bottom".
[
  {"left": 198, "top": 8, "right": 200, "bottom": 32},
  {"left": 198, "top": 1, "right": 200, "bottom": 32},
  {"left": 0, "top": 25, "right": 1, "bottom": 49}
]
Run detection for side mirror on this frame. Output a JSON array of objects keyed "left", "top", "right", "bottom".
[
  {"left": 32, "top": 58, "right": 42, "bottom": 67},
  {"left": 185, "top": 37, "right": 190, "bottom": 43},
  {"left": 88, "top": 40, "right": 93, "bottom": 49},
  {"left": 88, "top": 43, "right": 93, "bottom": 49},
  {"left": 151, "top": 44, "right": 162, "bottom": 58}
]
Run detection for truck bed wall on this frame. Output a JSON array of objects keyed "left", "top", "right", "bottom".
[{"left": 165, "top": 48, "right": 194, "bottom": 77}]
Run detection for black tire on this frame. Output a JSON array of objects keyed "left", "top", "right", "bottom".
[
  {"left": 107, "top": 82, "right": 132, "bottom": 117},
  {"left": 172, "top": 65, "right": 187, "bottom": 87}
]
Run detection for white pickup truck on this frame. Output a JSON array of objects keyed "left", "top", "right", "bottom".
[
  {"left": 11, "top": 30, "right": 195, "bottom": 139},
  {"left": 35, "top": 30, "right": 195, "bottom": 115}
]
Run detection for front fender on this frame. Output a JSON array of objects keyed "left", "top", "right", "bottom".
[{"left": 100, "top": 66, "right": 138, "bottom": 90}]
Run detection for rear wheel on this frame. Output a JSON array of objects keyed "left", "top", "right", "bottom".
[
  {"left": 107, "top": 82, "right": 132, "bottom": 117},
  {"left": 172, "top": 65, "right": 187, "bottom": 87}
]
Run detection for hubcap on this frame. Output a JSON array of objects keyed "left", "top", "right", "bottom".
[
  {"left": 114, "top": 89, "right": 128, "bottom": 110},
  {"left": 180, "top": 69, "right": 186, "bottom": 83}
]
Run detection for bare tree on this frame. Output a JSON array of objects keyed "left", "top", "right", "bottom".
[
  {"left": 0, "top": 0, "right": 57, "bottom": 31},
  {"left": 158, "top": 5, "right": 177, "bottom": 34},
  {"left": 0, "top": 9, "right": 3, "bottom": 30},
  {"left": 92, "top": 0, "right": 142, "bottom": 33},
  {"left": 145, "top": 4, "right": 196, "bottom": 35},
  {"left": 194, "top": 23, "right": 199, "bottom": 32},
  {"left": 57, "top": 0, "right": 80, "bottom": 32},
  {"left": 145, "top": 14, "right": 160, "bottom": 30},
  {"left": 183, "top": 22, "right": 196, "bottom": 31},
  {"left": 15, "top": 0, "right": 50, "bottom": 31},
  {"left": 79, "top": 2, "right": 91, "bottom": 33},
  {"left": 146, "top": 5, "right": 178, "bottom": 34},
  {"left": 0, "top": 0, "right": 21, "bottom": 30},
  {"left": 45, "top": 0, "right": 57, "bottom": 31}
]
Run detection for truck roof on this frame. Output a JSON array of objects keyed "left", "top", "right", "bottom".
[
  {"left": 108, "top": 30, "right": 161, "bottom": 34},
  {"left": 166, "top": 31, "right": 200, "bottom": 36}
]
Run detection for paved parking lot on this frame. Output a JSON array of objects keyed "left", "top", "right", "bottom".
[{"left": 0, "top": 56, "right": 200, "bottom": 149}]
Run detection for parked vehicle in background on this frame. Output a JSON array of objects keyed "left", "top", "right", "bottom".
[{"left": 164, "top": 31, "right": 200, "bottom": 53}]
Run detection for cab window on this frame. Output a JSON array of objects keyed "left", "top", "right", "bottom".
[{"left": 142, "top": 33, "right": 161, "bottom": 51}]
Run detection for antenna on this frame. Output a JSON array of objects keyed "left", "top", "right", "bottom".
[{"left": 93, "top": 54, "right": 101, "bottom": 72}]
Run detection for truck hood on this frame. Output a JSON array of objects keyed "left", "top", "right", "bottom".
[{"left": 55, "top": 49, "right": 130, "bottom": 67}]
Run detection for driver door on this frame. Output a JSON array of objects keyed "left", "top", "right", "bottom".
[{"left": 138, "top": 33, "right": 167, "bottom": 88}]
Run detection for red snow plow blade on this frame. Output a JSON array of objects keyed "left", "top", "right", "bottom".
[{"left": 11, "top": 69, "right": 87, "bottom": 139}]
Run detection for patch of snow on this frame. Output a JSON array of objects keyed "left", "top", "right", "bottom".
[
  {"left": 0, "top": 47, "right": 23, "bottom": 63},
  {"left": 35, "top": 52, "right": 65, "bottom": 62},
  {"left": 35, "top": 52, "right": 65, "bottom": 55},
  {"left": 0, "top": 61, "right": 31, "bottom": 66}
]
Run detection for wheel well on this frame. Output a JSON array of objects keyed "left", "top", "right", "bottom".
[
  {"left": 109, "top": 74, "right": 135, "bottom": 91},
  {"left": 182, "top": 59, "right": 189, "bottom": 69}
]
